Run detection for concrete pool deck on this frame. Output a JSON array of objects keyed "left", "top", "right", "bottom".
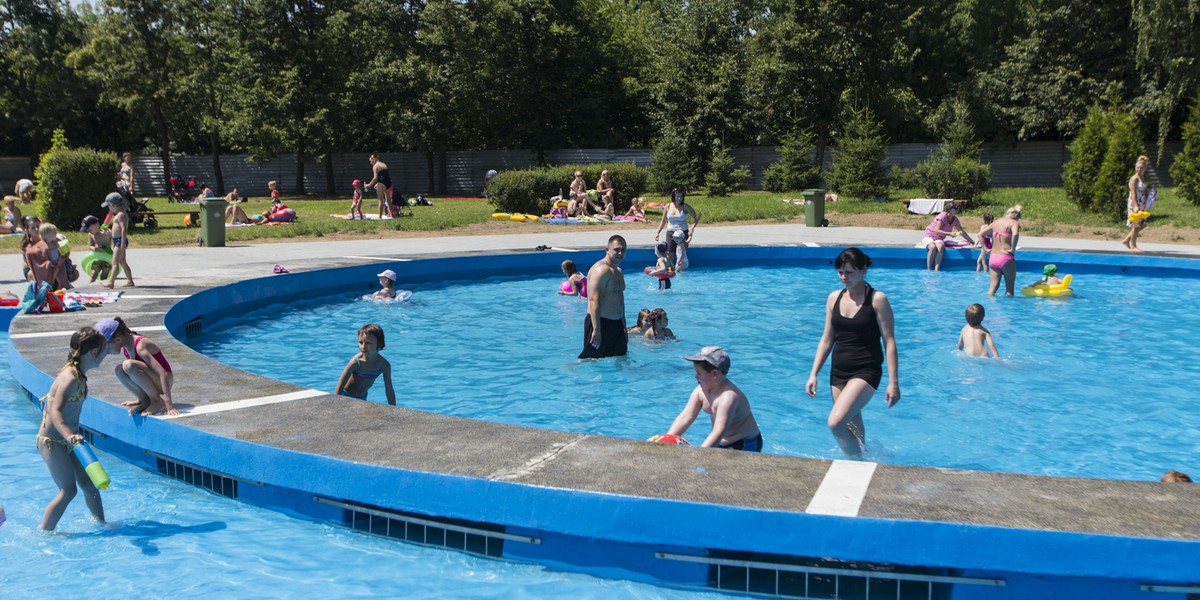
[{"left": 5, "top": 224, "right": 1200, "bottom": 596}]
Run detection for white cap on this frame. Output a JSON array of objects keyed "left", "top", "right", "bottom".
[{"left": 377, "top": 269, "right": 397, "bottom": 282}]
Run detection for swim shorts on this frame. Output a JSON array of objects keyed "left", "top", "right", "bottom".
[
  {"left": 720, "top": 433, "right": 763, "bottom": 453},
  {"left": 579, "top": 316, "right": 628, "bottom": 359}
]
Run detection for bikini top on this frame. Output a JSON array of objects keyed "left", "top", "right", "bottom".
[{"left": 355, "top": 358, "right": 382, "bottom": 381}]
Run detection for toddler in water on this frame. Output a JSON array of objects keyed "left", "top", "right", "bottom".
[
  {"left": 643, "top": 308, "right": 676, "bottom": 341},
  {"left": 336, "top": 323, "right": 396, "bottom": 405},
  {"left": 645, "top": 241, "right": 674, "bottom": 290},
  {"left": 374, "top": 269, "right": 397, "bottom": 300},
  {"left": 975, "top": 212, "right": 993, "bottom": 272},
  {"left": 957, "top": 303, "right": 999, "bottom": 359},
  {"left": 558, "top": 259, "right": 587, "bottom": 297},
  {"left": 350, "top": 180, "right": 365, "bottom": 220},
  {"left": 628, "top": 308, "right": 651, "bottom": 335},
  {"left": 81, "top": 215, "right": 112, "bottom": 283},
  {"left": 1036, "top": 264, "right": 1063, "bottom": 286}
]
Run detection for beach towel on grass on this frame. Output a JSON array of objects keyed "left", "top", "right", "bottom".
[{"left": 331, "top": 214, "right": 392, "bottom": 220}]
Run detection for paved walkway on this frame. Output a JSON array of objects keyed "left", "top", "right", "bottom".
[{"left": 3, "top": 224, "right": 1198, "bottom": 289}]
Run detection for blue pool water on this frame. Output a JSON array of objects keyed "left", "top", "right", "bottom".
[
  {"left": 0, "top": 333, "right": 717, "bottom": 597},
  {"left": 191, "top": 262, "right": 1200, "bottom": 481}
]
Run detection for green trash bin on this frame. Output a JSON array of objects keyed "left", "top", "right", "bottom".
[
  {"left": 803, "top": 188, "right": 827, "bottom": 227},
  {"left": 199, "top": 198, "right": 228, "bottom": 247}
]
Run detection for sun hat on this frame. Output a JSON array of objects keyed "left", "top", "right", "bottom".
[
  {"left": 377, "top": 269, "right": 397, "bottom": 282},
  {"left": 684, "top": 346, "right": 730, "bottom": 374},
  {"left": 101, "top": 192, "right": 123, "bottom": 207},
  {"left": 1043, "top": 264, "right": 1058, "bottom": 276},
  {"left": 80, "top": 215, "right": 100, "bottom": 231},
  {"left": 352, "top": 179, "right": 362, "bottom": 187},
  {"left": 94, "top": 318, "right": 119, "bottom": 341}
]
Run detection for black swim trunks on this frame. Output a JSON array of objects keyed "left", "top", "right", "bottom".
[
  {"left": 579, "top": 316, "right": 628, "bottom": 359},
  {"left": 719, "top": 433, "right": 763, "bottom": 453}
]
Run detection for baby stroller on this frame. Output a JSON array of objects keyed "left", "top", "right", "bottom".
[
  {"left": 169, "top": 176, "right": 202, "bottom": 203},
  {"left": 116, "top": 184, "right": 159, "bottom": 228}
]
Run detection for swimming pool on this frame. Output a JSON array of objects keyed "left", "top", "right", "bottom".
[
  {"left": 0, "top": 333, "right": 720, "bottom": 597},
  {"left": 188, "top": 259, "right": 1200, "bottom": 481}
]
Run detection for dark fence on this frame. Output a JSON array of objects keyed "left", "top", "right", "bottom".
[{"left": 2, "top": 142, "right": 1184, "bottom": 198}]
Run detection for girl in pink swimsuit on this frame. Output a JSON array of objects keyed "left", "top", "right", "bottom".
[
  {"left": 987, "top": 204, "right": 1022, "bottom": 297},
  {"left": 95, "top": 317, "right": 179, "bottom": 416}
]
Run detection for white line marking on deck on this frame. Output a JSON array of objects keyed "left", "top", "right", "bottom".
[
  {"left": 120, "top": 295, "right": 191, "bottom": 299},
  {"left": 805, "top": 460, "right": 878, "bottom": 517},
  {"left": 160, "top": 388, "right": 326, "bottom": 419},
  {"left": 490, "top": 435, "right": 588, "bottom": 480},
  {"left": 804, "top": 242, "right": 821, "bottom": 247},
  {"left": 550, "top": 247, "right": 577, "bottom": 252},
  {"left": 12, "top": 325, "right": 167, "bottom": 339},
  {"left": 343, "top": 256, "right": 412, "bottom": 262}
]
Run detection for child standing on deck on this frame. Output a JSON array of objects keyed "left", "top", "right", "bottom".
[
  {"left": 36, "top": 327, "right": 109, "bottom": 530},
  {"left": 97, "top": 317, "right": 179, "bottom": 415},
  {"left": 101, "top": 193, "right": 134, "bottom": 288},
  {"left": 349, "top": 180, "right": 365, "bottom": 220},
  {"left": 81, "top": 215, "right": 112, "bottom": 283},
  {"left": 957, "top": 304, "right": 999, "bottom": 359},
  {"left": 336, "top": 324, "right": 397, "bottom": 405}
]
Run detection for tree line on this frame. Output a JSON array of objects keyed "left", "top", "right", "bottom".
[{"left": 1, "top": 0, "right": 1196, "bottom": 194}]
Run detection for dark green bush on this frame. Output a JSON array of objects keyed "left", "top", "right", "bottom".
[
  {"left": 37, "top": 139, "right": 117, "bottom": 230},
  {"left": 1063, "top": 105, "right": 1111, "bottom": 213},
  {"left": 488, "top": 163, "right": 648, "bottom": 215},
  {"left": 911, "top": 97, "right": 991, "bottom": 200},
  {"left": 1093, "top": 110, "right": 1144, "bottom": 222},
  {"left": 704, "top": 143, "right": 750, "bottom": 197},
  {"left": 911, "top": 155, "right": 992, "bottom": 200},
  {"left": 647, "top": 129, "right": 700, "bottom": 193},
  {"left": 763, "top": 131, "right": 822, "bottom": 192},
  {"left": 1170, "top": 98, "right": 1200, "bottom": 206},
  {"left": 828, "top": 104, "right": 890, "bottom": 200}
]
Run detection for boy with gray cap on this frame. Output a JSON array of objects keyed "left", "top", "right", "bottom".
[{"left": 666, "top": 346, "right": 763, "bottom": 452}]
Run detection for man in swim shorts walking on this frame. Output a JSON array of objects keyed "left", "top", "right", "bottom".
[{"left": 579, "top": 235, "right": 628, "bottom": 359}]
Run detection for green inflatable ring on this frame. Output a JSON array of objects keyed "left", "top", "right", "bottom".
[{"left": 80, "top": 250, "right": 113, "bottom": 275}]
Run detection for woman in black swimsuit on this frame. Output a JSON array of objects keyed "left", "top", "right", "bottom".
[
  {"left": 805, "top": 248, "right": 900, "bottom": 456},
  {"left": 366, "top": 154, "right": 393, "bottom": 219}
]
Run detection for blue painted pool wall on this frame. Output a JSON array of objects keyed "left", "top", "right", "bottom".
[{"left": 13, "top": 246, "right": 1200, "bottom": 594}]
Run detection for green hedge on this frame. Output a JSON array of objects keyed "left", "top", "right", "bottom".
[
  {"left": 488, "top": 163, "right": 649, "bottom": 215},
  {"left": 1170, "top": 98, "right": 1200, "bottom": 206},
  {"left": 911, "top": 155, "right": 992, "bottom": 200},
  {"left": 38, "top": 144, "right": 117, "bottom": 230}
]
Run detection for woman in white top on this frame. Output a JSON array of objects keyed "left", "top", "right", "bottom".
[
  {"left": 1120, "top": 155, "right": 1150, "bottom": 252},
  {"left": 655, "top": 188, "right": 701, "bottom": 272}
]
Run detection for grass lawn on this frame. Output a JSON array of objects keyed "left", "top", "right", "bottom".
[{"left": 5, "top": 187, "right": 1198, "bottom": 252}]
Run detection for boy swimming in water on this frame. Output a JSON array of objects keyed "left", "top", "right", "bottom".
[{"left": 957, "top": 303, "right": 999, "bottom": 359}]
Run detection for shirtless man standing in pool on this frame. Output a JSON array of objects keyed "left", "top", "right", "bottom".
[{"left": 579, "top": 235, "right": 628, "bottom": 359}]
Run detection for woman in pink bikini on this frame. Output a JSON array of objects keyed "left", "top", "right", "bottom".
[{"left": 987, "top": 204, "right": 1022, "bottom": 297}]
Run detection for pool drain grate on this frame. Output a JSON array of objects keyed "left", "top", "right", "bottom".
[
  {"left": 657, "top": 551, "right": 1004, "bottom": 599},
  {"left": 314, "top": 496, "right": 539, "bottom": 558}
]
